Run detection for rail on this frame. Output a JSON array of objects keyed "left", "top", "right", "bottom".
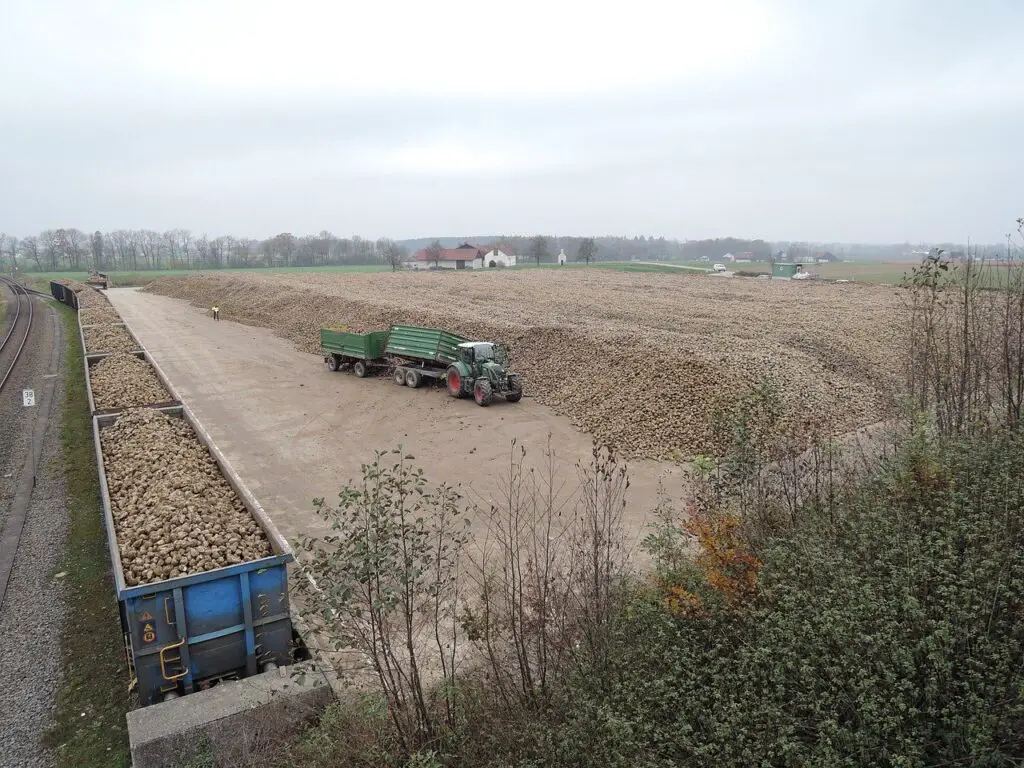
[{"left": 0, "top": 277, "right": 34, "bottom": 394}]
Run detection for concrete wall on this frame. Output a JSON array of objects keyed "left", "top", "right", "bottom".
[{"left": 127, "top": 661, "right": 333, "bottom": 768}]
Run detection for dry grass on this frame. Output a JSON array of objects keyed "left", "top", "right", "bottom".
[{"left": 146, "top": 270, "right": 905, "bottom": 458}]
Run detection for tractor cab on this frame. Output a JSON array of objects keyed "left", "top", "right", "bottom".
[
  {"left": 451, "top": 342, "right": 522, "bottom": 406},
  {"left": 456, "top": 341, "right": 508, "bottom": 366}
]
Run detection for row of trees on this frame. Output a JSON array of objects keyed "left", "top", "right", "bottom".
[
  {"left": 0, "top": 229, "right": 409, "bottom": 273},
  {"left": 0, "top": 228, "right": 785, "bottom": 273}
]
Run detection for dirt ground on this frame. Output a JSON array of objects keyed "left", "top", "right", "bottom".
[{"left": 106, "top": 288, "right": 684, "bottom": 557}]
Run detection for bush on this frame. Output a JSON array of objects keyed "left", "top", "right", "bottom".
[{"left": 540, "top": 429, "right": 1024, "bottom": 767}]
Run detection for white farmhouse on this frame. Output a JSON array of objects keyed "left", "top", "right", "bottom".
[{"left": 476, "top": 247, "right": 517, "bottom": 268}]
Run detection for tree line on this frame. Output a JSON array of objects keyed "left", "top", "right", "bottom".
[
  {"left": 0, "top": 229, "right": 409, "bottom": 273},
  {"left": 0, "top": 227, "right": 780, "bottom": 273}
]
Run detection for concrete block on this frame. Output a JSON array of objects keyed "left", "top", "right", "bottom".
[{"left": 127, "top": 661, "right": 333, "bottom": 768}]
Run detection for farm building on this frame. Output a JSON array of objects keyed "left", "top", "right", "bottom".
[
  {"left": 772, "top": 263, "right": 806, "bottom": 279},
  {"left": 409, "top": 242, "right": 518, "bottom": 270}
]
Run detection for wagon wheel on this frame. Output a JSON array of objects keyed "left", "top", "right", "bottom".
[
  {"left": 326, "top": 355, "right": 340, "bottom": 372},
  {"left": 353, "top": 360, "right": 368, "bottom": 378},
  {"left": 393, "top": 368, "right": 407, "bottom": 386},
  {"left": 405, "top": 370, "right": 421, "bottom": 388}
]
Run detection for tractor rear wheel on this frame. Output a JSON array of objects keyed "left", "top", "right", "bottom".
[
  {"left": 474, "top": 379, "right": 493, "bottom": 406},
  {"left": 326, "top": 355, "right": 339, "bottom": 372},
  {"left": 405, "top": 370, "right": 421, "bottom": 388},
  {"left": 393, "top": 368, "right": 406, "bottom": 385},
  {"left": 446, "top": 367, "right": 464, "bottom": 398},
  {"left": 353, "top": 360, "right": 368, "bottom": 378}
]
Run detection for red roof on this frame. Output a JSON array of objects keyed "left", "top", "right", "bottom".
[{"left": 413, "top": 247, "right": 484, "bottom": 262}]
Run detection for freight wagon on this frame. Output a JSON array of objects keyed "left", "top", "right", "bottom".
[
  {"left": 49, "top": 279, "right": 78, "bottom": 309},
  {"left": 79, "top": 321, "right": 144, "bottom": 361},
  {"left": 71, "top": 298, "right": 300, "bottom": 706},
  {"left": 84, "top": 350, "right": 181, "bottom": 415},
  {"left": 94, "top": 405, "right": 296, "bottom": 705}
]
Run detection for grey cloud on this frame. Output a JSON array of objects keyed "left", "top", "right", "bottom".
[{"left": 1, "top": 1, "right": 1022, "bottom": 242}]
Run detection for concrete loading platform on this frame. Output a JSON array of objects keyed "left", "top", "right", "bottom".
[{"left": 127, "top": 658, "right": 334, "bottom": 767}]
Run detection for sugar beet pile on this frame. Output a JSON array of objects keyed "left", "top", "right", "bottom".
[
  {"left": 101, "top": 408, "right": 271, "bottom": 586},
  {"left": 146, "top": 271, "right": 906, "bottom": 458}
]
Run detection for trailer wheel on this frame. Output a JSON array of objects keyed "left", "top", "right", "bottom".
[
  {"left": 474, "top": 379, "right": 494, "bottom": 406},
  {"left": 446, "top": 367, "right": 463, "bottom": 398},
  {"left": 405, "top": 370, "right": 421, "bottom": 388},
  {"left": 353, "top": 360, "right": 368, "bottom": 378},
  {"left": 326, "top": 355, "right": 340, "bottom": 372},
  {"left": 394, "top": 368, "right": 407, "bottom": 386}
]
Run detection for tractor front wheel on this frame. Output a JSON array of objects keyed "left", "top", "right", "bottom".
[
  {"left": 505, "top": 376, "right": 523, "bottom": 403},
  {"left": 474, "top": 379, "right": 494, "bottom": 406}
]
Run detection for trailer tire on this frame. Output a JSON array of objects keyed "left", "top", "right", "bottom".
[
  {"left": 405, "top": 370, "right": 421, "bottom": 388},
  {"left": 474, "top": 379, "right": 494, "bottom": 406},
  {"left": 446, "top": 367, "right": 464, "bottom": 398},
  {"left": 326, "top": 355, "right": 340, "bottom": 372},
  {"left": 353, "top": 360, "right": 368, "bottom": 378},
  {"left": 394, "top": 368, "right": 407, "bottom": 386}
]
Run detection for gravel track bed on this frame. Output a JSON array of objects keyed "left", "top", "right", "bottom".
[
  {"left": 0, "top": 305, "right": 67, "bottom": 768},
  {"left": 0, "top": 295, "right": 53, "bottom": 531}
]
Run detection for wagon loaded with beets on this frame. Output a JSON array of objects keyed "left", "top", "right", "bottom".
[{"left": 321, "top": 324, "right": 523, "bottom": 406}]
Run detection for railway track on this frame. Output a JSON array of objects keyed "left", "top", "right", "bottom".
[{"left": 0, "top": 277, "right": 34, "bottom": 394}]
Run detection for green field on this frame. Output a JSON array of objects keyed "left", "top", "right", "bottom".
[
  {"left": 26, "top": 260, "right": 937, "bottom": 286},
  {"left": 515, "top": 261, "right": 710, "bottom": 274}
]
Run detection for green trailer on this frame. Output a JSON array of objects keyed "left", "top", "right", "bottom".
[
  {"left": 321, "top": 328, "right": 390, "bottom": 377},
  {"left": 385, "top": 324, "right": 523, "bottom": 405},
  {"left": 385, "top": 325, "right": 467, "bottom": 366}
]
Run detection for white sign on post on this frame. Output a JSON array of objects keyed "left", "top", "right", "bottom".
[{"left": 22, "top": 389, "right": 35, "bottom": 407}]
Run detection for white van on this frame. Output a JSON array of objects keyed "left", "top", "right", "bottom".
[{"left": 713, "top": 263, "right": 727, "bottom": 273}]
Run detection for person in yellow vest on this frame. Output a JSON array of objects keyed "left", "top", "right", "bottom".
[{"left": 212, "top": 305, "right": 220, "bottom": 321}]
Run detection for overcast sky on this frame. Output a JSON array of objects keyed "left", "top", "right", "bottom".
[{"left": 1, "top": 0, "right": 1021, "bottom": 243}]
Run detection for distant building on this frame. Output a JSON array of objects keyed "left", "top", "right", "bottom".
[
  {"left": 410, "top": 242, "right": 518, "bottom": 270},
  {"left": 734, "top": 251, "right": 754, "bottom": 262},
  {"left": 478, "top": 247, "right": 517, "bottom": 268},
  {"left": 557, "top": 248, "right": 567, "bottom": 265},
  {"left": 772, "top": 263, "right": 806, "bottom": 279}
]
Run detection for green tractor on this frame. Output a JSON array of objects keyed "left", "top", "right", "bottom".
[{"left": 445, "top": 342, "right": 523, "bottom": 406}]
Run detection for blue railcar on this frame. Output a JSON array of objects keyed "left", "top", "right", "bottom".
[{"left": 93, "top": 406, "right": 295, "bottom": 706}]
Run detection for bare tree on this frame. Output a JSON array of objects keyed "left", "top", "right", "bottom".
[
  {"left": 19, "top": 236, "right": 42, "bottom": 271},
  {"left": 529, "top": 235, "right": 549, "bottom": 266},
  {"left": 271, "top": 232, "right": 296, "bottom": 267},
  {"left": 377, "top": 237, "right": 406, "bottom": 271},
  {"left": 577, "top": 237, "right": 597, "bottom": 265},
  {"left": 91, "top": 231, "right": 104, "bottom": 271},
  {"left": 427, "top": 239, "right": 444, "bottom": 269},
  {"left": 0, "top": 233, "right": 17, "bottom": 275}
]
